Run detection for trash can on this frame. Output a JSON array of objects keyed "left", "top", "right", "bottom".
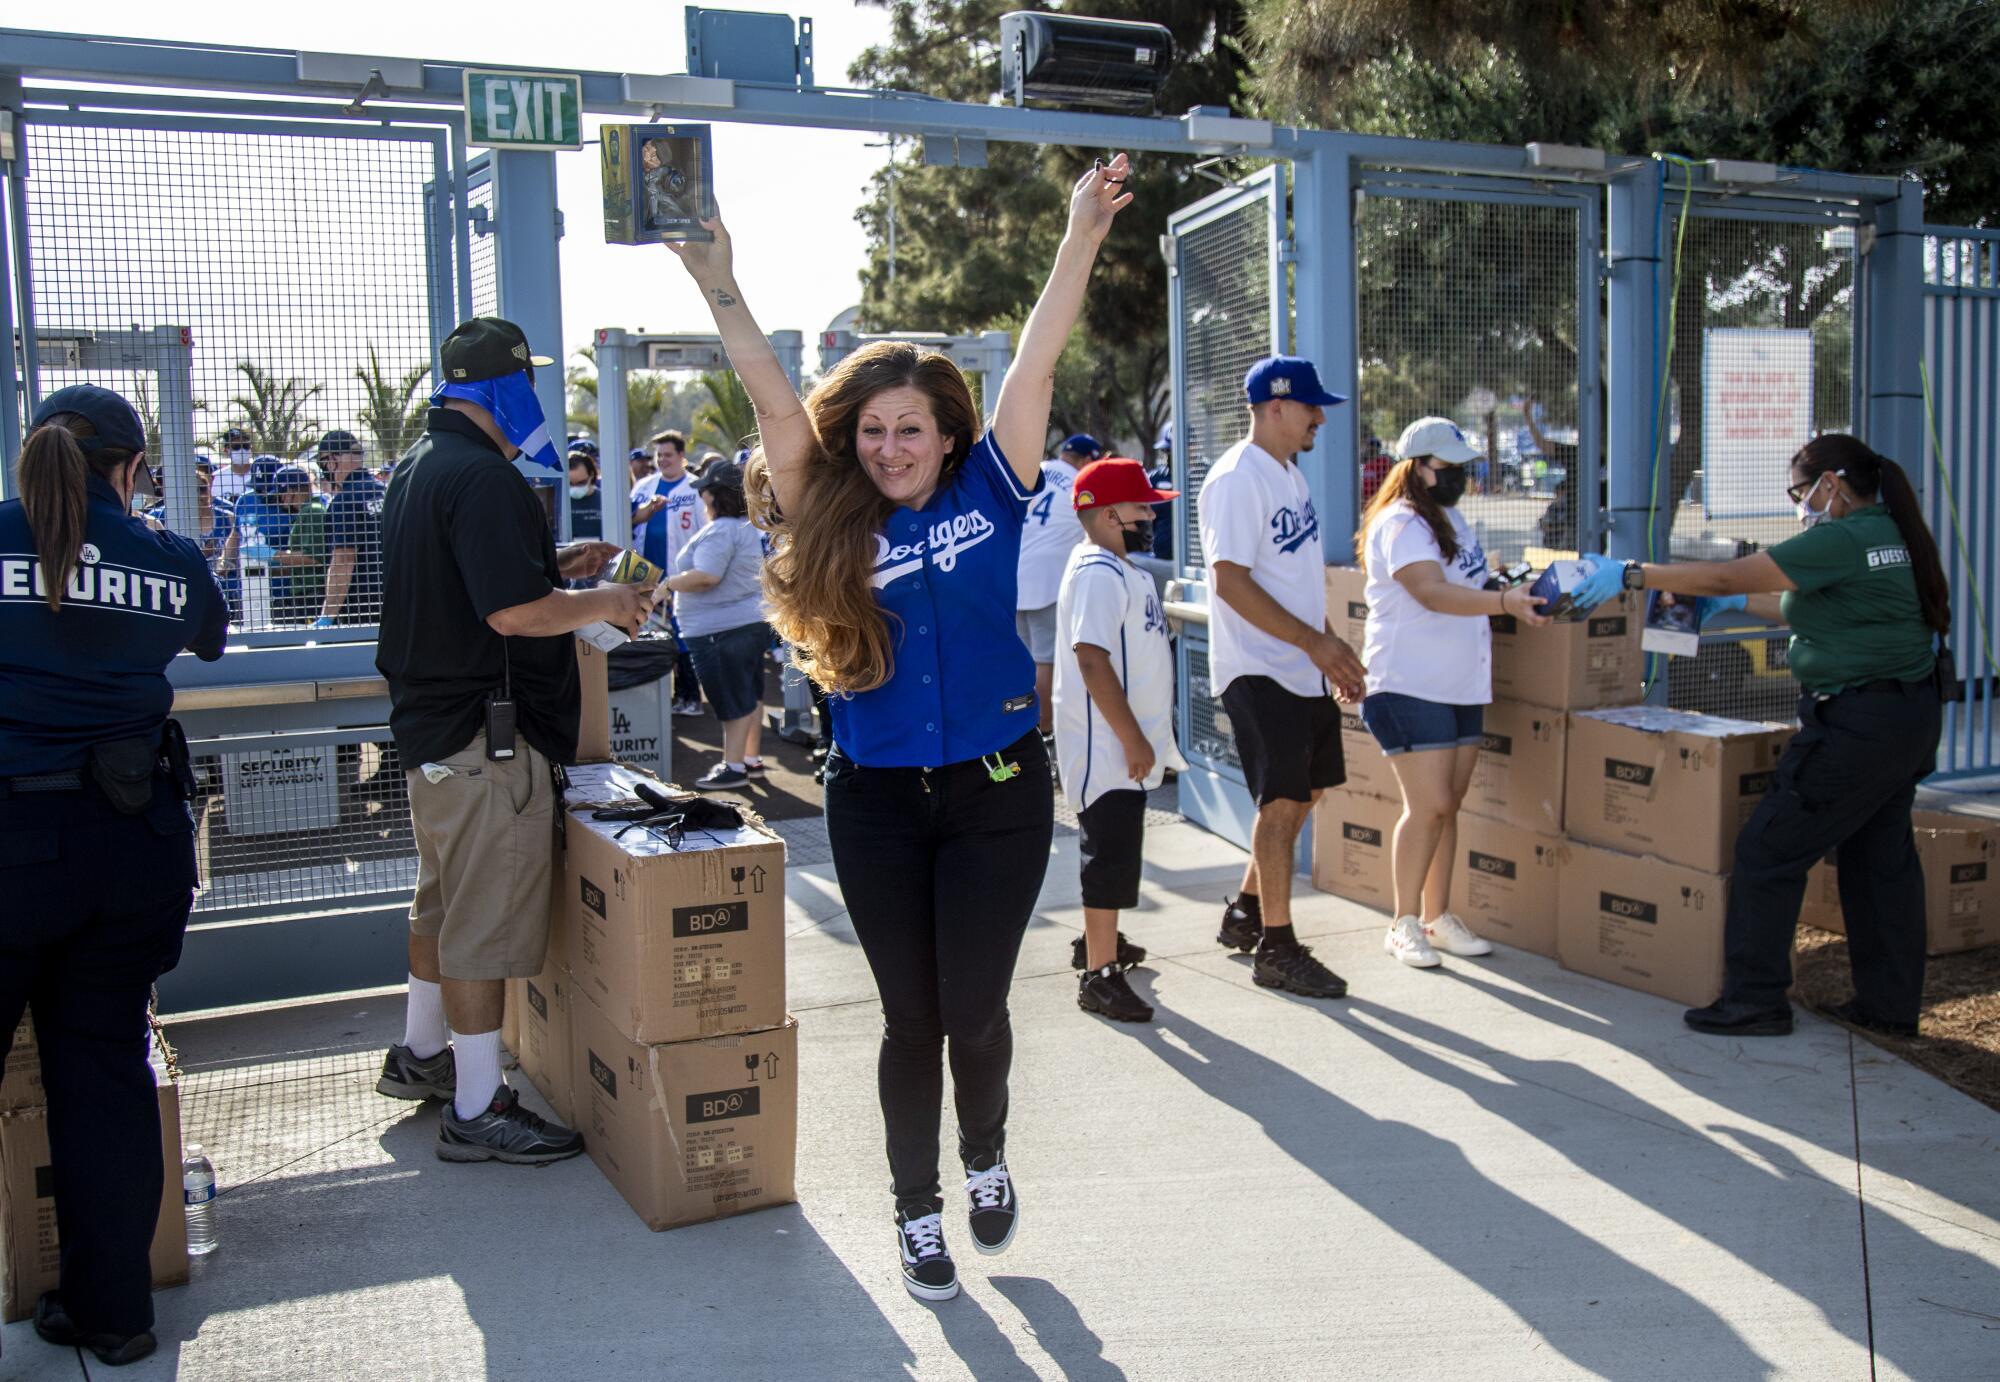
[{"left": 607, "top": 635, "right": 679, "bottom": 781}]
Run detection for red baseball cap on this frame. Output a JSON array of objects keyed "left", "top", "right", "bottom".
[{"left": 1072, "top": 458, "right": 1177, "bottom": 510}]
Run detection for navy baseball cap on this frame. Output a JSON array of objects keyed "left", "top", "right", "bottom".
[
  {"left": 1060, "top": 434, "right": 1103, "bottom": 458},
  {"left": 31, "top": 384, "right": 146, "bottom": 454},
  {"left": 318, "top": 428, "right": 362, "bottom": 456},
  {"left": 1244, "top": 356, "right": 1346, "bottom": 408},
  {"left": 628, "top": 447, "right": 648, "bottom": 462},
  {"left": 274, "top": 464, "right": 313, "bottom": 490}
]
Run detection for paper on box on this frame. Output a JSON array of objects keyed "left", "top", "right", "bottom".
[
  {"left": 0, "top": 1017, "right": 40, "bottom": 1114},
  {"left": 1310, "top": 789, "right": 1399, "bottom": 913},
  {"left": 563, "top": 760, "right": 669, "bottom": 808},
  {"left": 1564, "top": 706, "right": 1790, "bottom": 873},
  {"left": 573, "top": 994, "right": 797, "bottom": 1231},
  {"left": 1466, "top": 701, "right": 1567, "bottom": 833},
  {"left": 1490, "top": 591, "right": 1644, "bottom": 709},
  {"left": 1556, "top": 842, "right": 1728, "bottom": 1008},
  {"left": 1337, "top": 706, "right": 1395, "bottom": 801},
  {"left": 1450, "top": 815, "right": 1566, "bottom": 958}
]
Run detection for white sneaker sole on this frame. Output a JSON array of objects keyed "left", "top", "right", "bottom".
[
  {"left": 970, "top": 1203, "right": 1019, "bottom": 1256},
  {"left": 903, "top": 1272, "right": 961, "bottom": 1302},
  {"left": 1428, "top": 935, "right": 1494, "bottom": 958},
  {"left": 1385, "top": 937, "right": 1442, "bottom": 968}
]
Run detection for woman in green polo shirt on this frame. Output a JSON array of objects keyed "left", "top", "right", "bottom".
[{"left": 1576, "top": 434, "right": 1951, "bottom": 1039}]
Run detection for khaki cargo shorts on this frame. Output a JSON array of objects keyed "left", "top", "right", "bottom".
[{"left": 406, "top": 733, "right": 557, "bottom": 981}]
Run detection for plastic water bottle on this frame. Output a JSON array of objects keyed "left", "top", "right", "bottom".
[{"left": 183, "top": 1143, "right": 218, "bottom": 1256}]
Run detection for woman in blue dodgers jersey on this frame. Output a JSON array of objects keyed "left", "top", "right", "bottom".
[
  {"left": 0, "top": 385, "right": 226, "bottom": 1367},
  {"left": 669, "top": 153, "right": 1133, "bottom": 1302}
]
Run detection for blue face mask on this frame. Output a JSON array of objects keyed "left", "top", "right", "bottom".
[{"left": 432, "top": 371, "right": 561, "bottom": 469}]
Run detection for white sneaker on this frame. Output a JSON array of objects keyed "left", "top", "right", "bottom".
[
  {"left": 1384, "top": 915, "right": 1441, "bottom": 968},
  {"left": 1426, "top": 911, "right": 1494, "bottom": 958}
]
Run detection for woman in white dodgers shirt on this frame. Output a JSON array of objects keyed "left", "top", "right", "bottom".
[
  {"left": 666, "top": 154, "right": 1133, "bottom": 1304},
  {"left": 1356, "top": 417, "right": 1550, "bottom": 969}
]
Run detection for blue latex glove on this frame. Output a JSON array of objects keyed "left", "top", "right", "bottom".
[
  {"left": 240, "top": 542, "right": 275, "bottom": 564},
  {"left": 1696, "top": 594, "right": 1747, "bottom": 625},
  {"left": 1571, "top": 553, "right": 1627, "bottom": 611},
  {"left": 311, "top": 617, "right": 336, "bottom": 629}
]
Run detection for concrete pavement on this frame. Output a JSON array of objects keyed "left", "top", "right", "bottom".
[{"left": 6, "top": 813, "right": 1998, "bottom": 1380}]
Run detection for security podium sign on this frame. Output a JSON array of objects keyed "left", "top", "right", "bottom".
[{"left": 464, "top": 70, "right": 584, "bottom": 150}]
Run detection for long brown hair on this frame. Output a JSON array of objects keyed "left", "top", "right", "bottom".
[
  {"left": 1354, "top": 457, "right": 1459, "bottom": 567},
  {"left": 746, "top": 341, "right": 978, "bottom": 693},
  {"left": 1795, "top": 434, "right": 1952, "bottom": 635},
  {"left": 15, "top": 413, "right": 140, "bottom": 612}
]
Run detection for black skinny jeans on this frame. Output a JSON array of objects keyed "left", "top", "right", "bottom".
[
  {"left": 1723, "top": 681, "right": 1941, "bottom": 1024},
  {"left": 823, "top": 730, "right": 1054, "bottom": 1214}
]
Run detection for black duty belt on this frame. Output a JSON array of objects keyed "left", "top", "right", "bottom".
[
  {"left": 1841, "top": 678, "right": 1934, "bottom": 697},
  {"left": 3, "top": 769, "right": 86, "bottom": 794}
]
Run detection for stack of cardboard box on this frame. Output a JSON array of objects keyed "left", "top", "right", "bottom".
[
  {"left": 508, "top": 758, "right": 798, "bottom": 1232},
  {"left": 1, "top": 1017, "right": 187, "bottom": 1321},
  {"left": 1798, "top": 809, "right": 2000, "bottom": 956}
]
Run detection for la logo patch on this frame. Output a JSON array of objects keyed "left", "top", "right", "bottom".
[{"left": 1269, "top": 376, "right": 1292, "bottom": 396}]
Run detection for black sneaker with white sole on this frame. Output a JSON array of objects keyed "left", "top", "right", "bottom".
[
  {"left": 1217, "top": 895, "right": 1262, "bottom": 953},
  {"left": 1069, "top": 931, "right": 1147, "bottom": 971},
  {"left": 376, "top": 1042, "right": 455, "bottom": 1101},
  {"left": 896, "top": 1209, "right": 960, "bottom": 1301},
  {"left": 1252, "top": 941, "right": 1349, "bottom": 999},
  {"left": 692, "top": 763, "right": 749, "bottom": 791},
  {"left": 436, "top": 1085, "right": 585, "bottom": 1164},
  {"left": 963, "top": 1153, "right": 1019, "bottom": 1255},
  {"left": 1078, "top": 965, "right": 1154, "bottom": 1023}
]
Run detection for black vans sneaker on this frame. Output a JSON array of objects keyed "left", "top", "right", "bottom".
[
  {"left": 436, "top": 1086, "right": 585, "bottom": 1164},
  {"left": 963, "top": 1153, "right": 1019, "bottom": 1255},
  {"left": 1078, "top": 965, "right": 1154, "bottom": 1022},
  {"left": 1252, "top": 941, "right": 1349, "bottom": 999},
  {"left": 896, "top": 1209, "right": 960, "bottom": 1301},
  {"left": 376, "top": 1042, "right": 455, "bottom": 1101},
  {"left": 1218, "top": 895, "right": 1262, "bottom": 953},
  {"left": 1069, "top": 932, "right": 1147, "bottom": 971}
]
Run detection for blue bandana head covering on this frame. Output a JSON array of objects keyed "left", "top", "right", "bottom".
[{"left": 433, "top": 370, "right": 560, "bottom": 469}]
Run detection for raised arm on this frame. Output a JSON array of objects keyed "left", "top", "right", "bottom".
[
  {"left": 665, "top": 216, "right": 816, "bottom": 518},
  {"left": 990, "top": 154, "right": 1134, "bottom": 486}
]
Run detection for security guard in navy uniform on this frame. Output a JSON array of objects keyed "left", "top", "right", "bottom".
[
  {"left": 0, "top": 385, "right": 227, "bottom": 1367},
  {"left": 1574, "top": 434, "right": 1950, "bottom": 1039}
]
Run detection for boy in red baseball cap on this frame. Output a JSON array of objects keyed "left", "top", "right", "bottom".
[{"left": 1054, "top": 458, "right": 1189, "bottom": 1022}]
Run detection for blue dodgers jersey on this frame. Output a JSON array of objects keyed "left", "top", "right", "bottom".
[
  {"left": 0, "top": 475, "right": 228, "bottom": 775},
  {"left": 829, "top": 434, "right": 1042, "bottom": 768}
]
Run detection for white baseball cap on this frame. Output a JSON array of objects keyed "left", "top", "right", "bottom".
[{"left": 1396, "top": 417, "right": 1481, "bottom": 464}]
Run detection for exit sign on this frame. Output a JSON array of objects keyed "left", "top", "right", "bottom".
[{"left": 464, "top": 70, "right": 583, "bottom": 150}]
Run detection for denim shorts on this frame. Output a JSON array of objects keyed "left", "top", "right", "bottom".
[
  {"left": 684, "top": 621, "right": 771, "bottom": 722},
  {"left": 1360, "top": 692, "right": 1485, "bottom": 756}
]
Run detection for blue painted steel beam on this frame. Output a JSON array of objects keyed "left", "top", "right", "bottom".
[
  {"left": 489, "top": 149, "right": 567, "bottom": 482},
  {"left": 1292, "top": 150, "right": 1359, "bottom": 546},
  {"left": 1604, "top": 160, "right": 1668, "bottom": 564},
  {"left": 1866, "top": 181, "right": 1927, "bottom": 473}
]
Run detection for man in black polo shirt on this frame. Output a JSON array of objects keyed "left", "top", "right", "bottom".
[{"left": 374, "top": 317, "right": 651, "bottom": 1164}]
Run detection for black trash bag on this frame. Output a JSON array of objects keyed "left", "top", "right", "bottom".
[{"left": 608, "top": 636, "right": 680, "bottom": 692}]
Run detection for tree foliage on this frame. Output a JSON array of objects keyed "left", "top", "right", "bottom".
[
  {"left": 693, "top": 370, "right": 759, "bottom": 457},
  {"left": 227, "top": 361, "right": 323, "bottom": 457},
  {"left": 354, "top": 345, "right": 431, "bottom": 465},
  {"left": 564, "top": 344, "right": 711, "bottom": 445}
]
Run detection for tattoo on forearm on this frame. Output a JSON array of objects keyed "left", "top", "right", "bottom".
[{"left": 714, "top": 289, "right": 737, "bottom": 306}]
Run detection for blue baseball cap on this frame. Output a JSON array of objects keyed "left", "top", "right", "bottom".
[
  {"left": 31, "top": 384, "right": 146, "bottom": 454},
  {"left": 1245, "top": 356, "right": 1346, "bottom": 408},
  {"left": 628, "top": 447, "right": 648, "bottom": 462},
  {"left": 273, "top": 464, "right": 313, "bottom": 490},
  {"left": 1059, "top": 434, "right": 1103, "bottom": 459}
]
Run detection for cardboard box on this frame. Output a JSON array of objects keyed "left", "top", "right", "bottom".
[
  {"left": 1310, "top": 788, "right": 1400, "bottom": 913},
  {"left": 2, "top": 1061, "right": 187, "bottom": 1322},
  {"left": 576, "top": 636, "right": 612, "bottom": 763},
  {"left": 0, "top": 1017, "right": 40, "bottom": 1114},
  {"left": 1324, "top": 564, "right": 1369, "bottom": 651},
  {"left": 1337, "top": 705, "right": 1395, "bottom": 801},
  {"left": 563, "top": 760, "right": 668, "bottom": 809},
  {"left": 1556, "top": 842, "right": 1728, "bottom": 1008},
  {"left": 511, "top": 967, "right": 577, "bottom": 1127},
  {"left": 573, "top": 994, "right": 797, "bottom": 1231},
  {"left": 1450, "top": 815, "right": 1566, "bottom": 958},
  {"left": 564, "top": 806, "right": 787, "bottom": 1044},
  {"left": 1466, "top": 701, "right": 1567, "bottom": 834},
  {"left": 500, "top": 982, "right": 520, "bottom": 1063},
  {"left": 1490, "top": 591, "right": 1644, "bottom": 709},
  {"left": 1564, "top": 706, "right": 1790, "bottom": 874},
  {"left": 1799, "top": 811, "right": 2000, "bottom": 955}
]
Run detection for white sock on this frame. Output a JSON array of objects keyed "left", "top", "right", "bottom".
[
  {"left": 451, "top": 1029, "right": 504, "bottom": 1120},
  {"left": 403, "top": 976, "right": 447, "bottom": 1059},
  {"left": 726, "top": 761, "right": 746, "bottom": 773}
]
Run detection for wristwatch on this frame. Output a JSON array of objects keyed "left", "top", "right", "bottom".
[{"left": 1621, "top": 561, "right": 1646, "bottom": 591}]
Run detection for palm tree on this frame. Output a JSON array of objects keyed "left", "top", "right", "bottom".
[
  {"left": 565, "top": 344, "right": 686, "bottom": 446},
  {"left": 355, "top": 345, "right": 430, "bottom": 462},
  {"left": 130, "top": 376, "right": 209, "bottom": 457},
  {"left": 228, "top": 360, "right": 323, "bottom": 456},
  {"left": 693, "top": 370, "right": 758, "bottom": 456}
]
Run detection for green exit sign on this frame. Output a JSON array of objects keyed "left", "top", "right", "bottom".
[{"left": 464, "top": 70, "right": 583, "bottom": 150}]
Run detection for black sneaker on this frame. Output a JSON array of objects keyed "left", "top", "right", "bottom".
[
  {"left": 1078, "top": 965, "right": 1154, "bottom": 1023},
  {"left": 742, "top": 757, "right": 768, "bottom": 777},
  {"left": 1069, "top": 931, "right": 1146, "bottom": 971},
  {"left": 436, "top": 1085, "right": 585, "bottom": 1164},
  {"left": 1218, "top": 896, "right": 1262, "bottom": 953},
  {"left": 376, "top": 1042, "right": 455, "bottom": 1102},
  {"left": 34, "top": 1292, "right": 156, "bottom": 1367},
  {"left": 963, "top": 1153, "right": 1019, "bottom": 1255},
  {"left": 1683, "top": 1001, "right": 1794, "bottom": 1037},
  {"left": 1818, "top": 998, "right": 1919, "bottom": 1039},
  {"left": 692, "top": 763, "right": 749, "bottom": 791},
  {"left": 896, "top": 1208, "right": 960, "bottom": 1301},
  {"left": 1252, "top": 941, "right": 1348, "bottom": 999}
]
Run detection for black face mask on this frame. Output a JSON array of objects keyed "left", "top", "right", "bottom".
[
  {"left": 1429, "top": 464, "right": 1467, "bottom": 508},
  {"left": 1121, "top": 518, "right": 1155, "bottom": 553}
]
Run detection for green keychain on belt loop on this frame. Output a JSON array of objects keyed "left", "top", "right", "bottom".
[{"left": 983, "top": 752, "right": 1020, "bottom": 783}]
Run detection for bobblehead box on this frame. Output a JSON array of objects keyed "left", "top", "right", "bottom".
[
  {"left": 1564, "top": 706, "right": 1791, "bottom": 874},
  {"left": 575, "top": 635, "right": 613, "bottom": 763},
  {"left": 1556, "top": 841, "right": 1729, "bottom": 1008},
  {"left": 1450, "top": 814, "right": 1565, "bottom": 958},
  {"left": 1797, "top": 810, "right": 2000, "bottom": 956},
  {"left": 2, "top": 1051, "right": 186, "bottom": 1322},
  {"left": 1310, "top": 787, "right": 1399, "bottom": 912},
  {"left": 1336, "top": 705, "right": 1395, "bottom": 801},
  {"left": 573, "top": 994, "right": 797, "bottom": 1231},
  {"left": 1490, "top": 591, "right": 1644, "bottom": 709},
  {"left": 561, "top": 797, "right": 787, "bottom": 1046}
]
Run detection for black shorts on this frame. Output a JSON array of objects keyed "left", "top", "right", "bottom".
[
  {"left": 1220, "top": 675, "right": 1346, "bottom": 806},
  {"left": 1078, "top": 788, "right": 1147, "bottom": 910}
]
